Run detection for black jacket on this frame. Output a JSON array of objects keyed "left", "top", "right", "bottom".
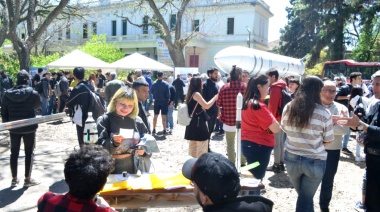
[
  {"left": 66, "top": 81, "right": 91, "bottom": 127},
  {"left": 40, "top": 77, "right": 50, "bottom": 98},
  {"left": 172, "top": 78, "right": 185, "bottom": 93},
  {"left": 203, "top": 196, "right": 273, "bottom": 212},
  {"left": 59, "top": 76, "right": 70, "bottom": 97},
  {"left": 169, "top": 84, "right": 176, "bottom": 103},
  {"left": 1, "top": 85, "right": 41, "bottom": 133},
  {"left": 202, "top": 79, "right": 219, "bottom": 115}
]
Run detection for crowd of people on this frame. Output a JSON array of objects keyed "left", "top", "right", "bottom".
[{"left": 2, "top": 65, "right": 380, "bottom": 212}]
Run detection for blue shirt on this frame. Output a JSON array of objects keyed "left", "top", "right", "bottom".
[
  {"left": 144, "top": 75, "right": 153, "bottom": 89},
  {"left": 151, "top": 79, "right": 170, "bottom": 103}
]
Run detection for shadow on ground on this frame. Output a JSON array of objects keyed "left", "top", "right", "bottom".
[
  {"left": 0, "top": 187, "right": 27, "bottom": 208},
  {"left": 49, "top": 179, "right": 69, "bottom": 194},
  {"left": 267, "top": 172, "right": 293, "bottom": 189}
]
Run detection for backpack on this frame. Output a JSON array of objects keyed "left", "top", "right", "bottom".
[
  {"left": 177, "top": 95, "right": 198, "bottom": 126},
  {"left": 279, "top": 88, "right": 293, "bottom": 115},
  {"left": 54, "top": 81, "right": 62, "bottom": 97},
  {"left": 83, "top": 85, "right": 106, "bottom": 121},
  {"left": 35, "top": 80, "right": 43, "bottom": 94}
]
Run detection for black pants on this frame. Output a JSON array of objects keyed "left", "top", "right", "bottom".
[
  {"left": 76, "top": 124, "right": 85, "bottom": 147},
  {"left": 59, "top": 95, "right": 68, "bottom": 113},
  {"left": 174, "top": 91, "right": 184, "bottom": 108},
  {"left": 365, "top": 153, "right": 380, "bottom": 211},
  {"left": 10, "top": 132, "right": 36, "bottom": 178}
]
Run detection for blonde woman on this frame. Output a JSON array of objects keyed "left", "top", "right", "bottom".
[{"left": 96, "top": 87, "right": 150, "bottom": 174}]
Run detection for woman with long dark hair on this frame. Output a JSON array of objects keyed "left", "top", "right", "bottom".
[
  {"left": 281, "top": 76, "right": 334, "bottom": 211},
  {"left": 184, "top": 76, "right": 218, "bottom": 158},
  {"left": 241, "top": 75, "right": 280, "bottom": 192}
]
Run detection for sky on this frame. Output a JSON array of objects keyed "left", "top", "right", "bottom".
[{"left": 265, "top": 0, "right": 291, "bottom": 42}]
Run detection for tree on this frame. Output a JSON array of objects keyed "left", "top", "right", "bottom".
[
  {"left": 121, "top": 0, "right": 206, "bottom": 67},
  {"left": 279, "top": 0, "right": 373, "bottom": 68},
  {"left": 79, "top": 35, "right": 124, "bottom": 63}
]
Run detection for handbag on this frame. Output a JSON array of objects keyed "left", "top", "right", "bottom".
[
  {"left": 177, "top": 94, "right": 198, "bottom": 126},
  {"left": 72, "top": 105, "right": 83, "bottom": 127}
]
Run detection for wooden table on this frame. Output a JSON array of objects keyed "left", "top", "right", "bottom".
[{"left": 100, "top": 174, "right": 264, "bottom": 209}]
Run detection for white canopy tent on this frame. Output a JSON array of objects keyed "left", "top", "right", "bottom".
[
  {"left": 46, "top": 49, "right": 113, "bottom": 70},
  {"left": 110, "top": 53, "right": 174, "bottom": 71}
]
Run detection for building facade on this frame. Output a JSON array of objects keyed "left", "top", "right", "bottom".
[{"left": 8, "top": 0, "right": 273, "bottom": 72}]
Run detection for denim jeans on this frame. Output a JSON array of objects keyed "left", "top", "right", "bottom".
[
  {"left": 274, "top": 129, "right": 285, "bottom": 164},
  {"left": 319, "top": 149, "right": 340, "bottom": 209},
  {"left": 166, "top": 104, "right": 174, "bottom": 129},
  {"left": 144, "top": 93, "right": 153, "bottom": 112},
  {"left": 47, "top": 95, "right": 55, "bottom": 115},
  {"left": 41, "top": 96, "right": 49, "bottom": 116},
  {"left": 342, "top": 128, "right": 351, "bottom": 149},
  {"left": 285, "top": 151, "right": 326, "bottom": 212}
]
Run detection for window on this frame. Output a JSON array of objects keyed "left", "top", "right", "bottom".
[
  {"left": 227, "top": 18, "right": 234, "bottom": 35},
  {"left": 143, "top": 16, "right": 149, "bottom": 34},
  {"left": 112, "top": 20, "right": 117, "bottom": 36},
  {"left": 66, "top": 26, "right": 71, "bottom": 39},
  {"left": 170, "top": 14, "right": 176, "bottom": 31},
  {"left": 192, "top": 19, "right": 200, "bottom": 32},
  {"left": 122, "top": 19, "right": 127, "bottom": 35},
  {"left": 92, "top": 22, "right": 97, "bottom": 35},
  {"left": 83, "top": 23, "right": 88, "bottom": 39}
]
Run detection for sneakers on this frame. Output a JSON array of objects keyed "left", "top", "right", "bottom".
[
  {"left": 11, "top": 179, "right": 19, "bottom": 187},
  {"left": 354, "top": 201, "right": 366, "bottom": 212},
  {"left": 162, "top": 130, "right": 167, "bottom": 135},
  {"left": 267, "top": 164, "right": 281, "bottom": 173},
  {"left": 23, "top": 179, "right": 40, "bottom": 188},
  {"left": 279, "top": 162, "right": 286, "bottom": 172},
  {"left": 355, "top": 156, "right": 366, "bottom": 162},
  {"left": 152, "top": 129, "right": 156, "bottom": 135},
  {"left": 342, "top": 148, "right": 353, "bottom": 154},
  {"left": 215, "top": 132, "right": 224, "bottom": 137}
]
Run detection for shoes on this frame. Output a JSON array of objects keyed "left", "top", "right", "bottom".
[
  {"left": 355, "top": 156, "right": 365, "bottom": 162},
  {"left": 267, "top": 164, "right": 281, "bottom": 173},
  {"left": 152, "top": 129, "right": 156, "bottom": 135},
  {"left": 215, "top": 132, "right": 224, "bottom": 137},
  {"left": 11, "top": 179, "right": 19, "bottom": 187},
  {"left": 342, "top": 148, "right": 353, "bottom": 154},
  {"left": 23, "top": 179, "right": 40, "bottom": 188},
  {"left": 354, "top": 201, "right": 366, "bottom": 212},
  {"left": 167, "top": 129, "right": 172, "bottom": 135},
  {"left": 279, "top": 162, "right": 286, "bottom": 172},
  {"left": 162, "top": 130, "right": 167, "bottom": 135}
]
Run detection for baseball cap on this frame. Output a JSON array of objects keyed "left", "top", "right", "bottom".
[
  {"left": 372, "top": 70, "right": 380, "bottom": 80},
  {"left": 182, "top": 152, "right": 240, "bottom": 205}
]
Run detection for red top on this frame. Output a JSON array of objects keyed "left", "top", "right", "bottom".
[
  {"left": 38, "top": 192, "right": 115, "bottom": 212},
  {"left": 241, "top": 101, "right": 276, "bottom": 147},
  {"left": 217, "top": 80, "right": 247, "bottom": 126},
  {"left": 268, "top": 79, "right": 287, "bottom": 121}
]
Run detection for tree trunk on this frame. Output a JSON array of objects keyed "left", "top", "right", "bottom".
[
  {"left": 13, "top": 41, "right": 31, "bottom": 72},
  {"left": 168, "top": 45, "right": 185, "bottom": 67}
]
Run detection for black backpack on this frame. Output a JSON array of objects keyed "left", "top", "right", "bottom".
[
  {"left": 279, "top": 89, "right": 293, "bottom": 115},
  {"left": 83, "top": 85, "right": 106, "bottom": 121}
]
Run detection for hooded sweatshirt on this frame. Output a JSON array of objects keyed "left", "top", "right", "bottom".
[
  {"left": 268, "top": 79, "right": 287, "bottom": 121},
  {"left": 1, "top": 85, "right": 41, "bottom": 133},
  {"left": 203, "top": 196, "right": 274, "bottom": 212}
]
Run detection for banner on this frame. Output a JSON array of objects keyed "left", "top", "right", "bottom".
[{"left": 156, "top": 40, "right": 174, "bottom": 67}]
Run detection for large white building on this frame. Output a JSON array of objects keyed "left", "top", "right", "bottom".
[{"left": 12, "top": 0, "right": 274, "bottom": 72}]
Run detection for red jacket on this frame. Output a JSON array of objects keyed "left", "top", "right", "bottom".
[{"left": 268, "top": 79, "right": 287, "bottom": 121}]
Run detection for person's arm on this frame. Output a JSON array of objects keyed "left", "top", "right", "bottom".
[
  {"left": 33, "top": 91, "right": 42, "bottom": 109},
  {"left": 1, "top": 98, "right": 9, "bottom": 122},
  {"left": 268, "top": 121, "right": 280, "bottom": 134},
  {"left": 331, "top": 106, "right": 350, "bottom": 135},
  {"left": 193, "top": 92, "right": 218, "bottom": 110},
  {"left": 96, "top": 115, "right": 119, "bottom": 154},
  {"left": 268, "top": 86, "right": 281, "bottom": 117}
]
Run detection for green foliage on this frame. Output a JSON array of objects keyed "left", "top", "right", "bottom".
[
  {"left": 350, "top": 19, "right": 380, "bottom": 62},
  {"left": 305, "top": 62, "right": 323, "bottom": 76},
  {"left": 0, "top": 50, "right": 20, "bottom": 79},
  {"left": 30, "top": 53, "right": 60, "bottom": 67},
  {"left": 79, "top": 34, "right": 125, "bottom": 63}
]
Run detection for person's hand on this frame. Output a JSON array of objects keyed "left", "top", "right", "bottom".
[
  {"left": 112, "top": 135, "right": 125, "bottom": 144},
  {"left": 346, "top": 95, "right": 351, "bottom": 100},
  {"left": 337, "top": 111, "right": 361, "bottom": 128},
  {"left": 96, "top": 196, "right": 110, "bottom": 208}
]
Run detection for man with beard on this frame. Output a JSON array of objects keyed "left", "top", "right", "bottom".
[
  {"left": 202, "top": 68, "right": 219, "bottom": 151},
  {"left": 182, "top": 152, "right": 273, "bottom": 211}
]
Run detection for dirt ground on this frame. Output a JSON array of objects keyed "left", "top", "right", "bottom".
[{"left": 0, "top": 110, "right": 365, "bottom": 211}]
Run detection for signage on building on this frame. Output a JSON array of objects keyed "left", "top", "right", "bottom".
[{"left": 156, "top": 40, "right": 174, "bottom": 67}]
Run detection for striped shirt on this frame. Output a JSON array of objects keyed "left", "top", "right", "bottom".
[{"left": 281, "top": 103, "right": 334, "bottom": 160}]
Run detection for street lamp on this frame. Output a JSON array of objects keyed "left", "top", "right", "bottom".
[{"left": 246, "top": 26, "right": 251, "bottom": 48}]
